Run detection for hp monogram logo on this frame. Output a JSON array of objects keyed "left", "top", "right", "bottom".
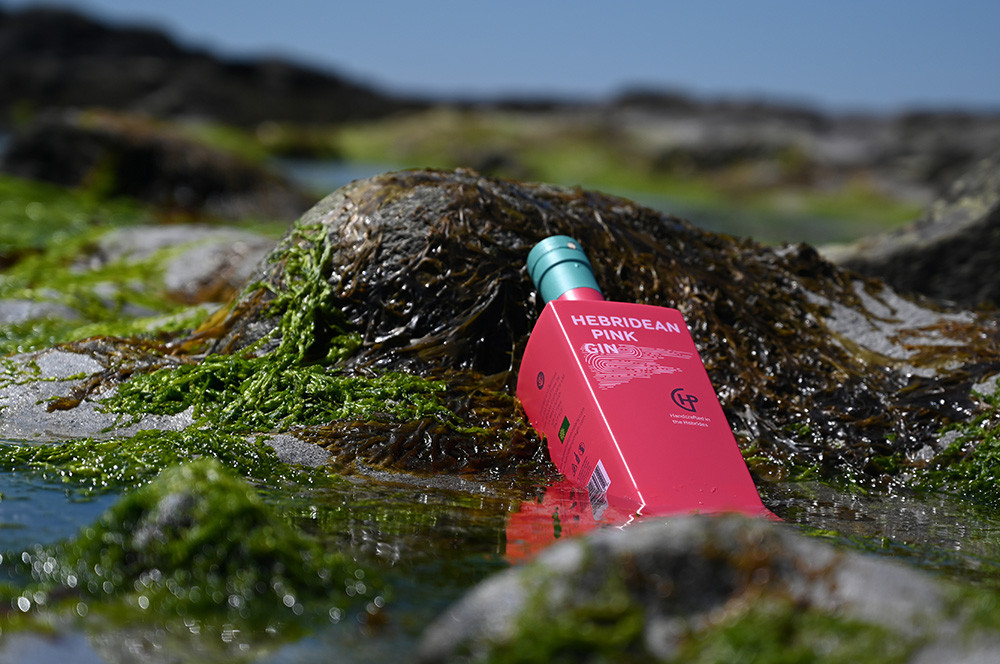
[{"left": 671, "top": 387, "right": 699, "bottom": 413}]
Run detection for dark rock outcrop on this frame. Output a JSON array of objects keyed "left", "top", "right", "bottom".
[
  {"left": 0, "top": 110, "right": 315, "bottom": 220},
  {"left": 0, "top": 6, "right": 421, "bottom": 126},
  {"left": 826, "top": 153, "right": 1000, "bottom": 308},
  {"left": 200, "top": 168, "right": 1000, "bottom": 483}
]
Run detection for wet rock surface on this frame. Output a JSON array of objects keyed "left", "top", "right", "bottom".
[
  {"left": 0, "top": 346, "right": 191, "bottom": 441},
  {"left": 89, "top": 224, "right": 276, "bottom": 304},
  {"left": 0, "top": 298, "right": 79, "bottom": 324},
  {"left": 826, "top": 152, "right": 1000, "bottom": 308}
]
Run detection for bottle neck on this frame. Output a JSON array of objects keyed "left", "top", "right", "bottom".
[{"left": 557, "top": 287, "right": 606, "bottom": 302}]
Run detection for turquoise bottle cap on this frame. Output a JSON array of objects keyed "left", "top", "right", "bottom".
[{"left": 526, "top": 235, "right": 604, "bottom": 304}]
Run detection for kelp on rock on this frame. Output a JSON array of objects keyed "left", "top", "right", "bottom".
[
  {"left": 26, "top": 168, "right": 998, "bottom": 488},
  {"left": 175, "top": 168, "right": 999, "bottom": 487}
]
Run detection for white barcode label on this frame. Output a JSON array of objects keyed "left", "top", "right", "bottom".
[{"left": 586, "top": 460, "right": 610, "bottom": 518}]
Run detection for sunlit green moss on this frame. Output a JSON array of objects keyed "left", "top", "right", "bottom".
[
  {"left": 483, "top": 563, "right": 647, "bottom": 664},
  {"left": 0, "top": 243, "right": 195, "bottom": 355},
  {"left": 98, "top": 219, "right": 470, "bottom": 436},
  {"left": 481, "top": 567, "right": 916, "bottom": 664},
  {"left": 106, "top": 353, "right": 458, "bottom": 432},
  {"left": 0, "top": 176, "right": 205, "bottom": 355}
]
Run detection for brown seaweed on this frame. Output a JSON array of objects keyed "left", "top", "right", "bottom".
[{"left": 166, "top": 169, "right": 1000, "bottom": 483}]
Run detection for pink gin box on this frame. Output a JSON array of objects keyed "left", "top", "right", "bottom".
[{"left": 517, "top": 298, "right": 771, "bottom": 518}]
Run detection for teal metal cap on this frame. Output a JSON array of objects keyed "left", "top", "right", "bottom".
[{"left": 526, "top": 235, "right": 604, "bottom": 303}]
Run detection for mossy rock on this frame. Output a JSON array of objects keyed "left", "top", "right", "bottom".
[
  {"left": 186, "top": 168, "right": 998, "bottom": 485},
  {"left": 7, "top": 457, "right": 382, "bottom": 632},
  {"left": 417, "top": 515, "right": 1000, "bottom": 663}
]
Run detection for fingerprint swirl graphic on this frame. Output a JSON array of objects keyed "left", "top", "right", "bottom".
[{"left": 582, "top": 344, "right": 693, "bottom": 389}]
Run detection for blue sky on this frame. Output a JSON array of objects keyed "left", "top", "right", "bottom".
[{"left": 4, "top": 0, "right": 999, "bottom": 111}]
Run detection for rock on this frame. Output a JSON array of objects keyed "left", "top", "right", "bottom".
[
  {"left": 0, "top": 6, "right": 421, "bottom": 126},
  {"left": 264, "top": 432, "right": 332, "bottom": 467},
  {"left": 11, "top": 458, "right": 380, "bottom": 628},
  {"left": 0, "top": 298, "right": 79, "bottom": 324},
  {"left": 0, "top": 346, "right": 194, "bottom": 441},
  {"left": 197, "top": 168, "right": 999, "bottom": 483},
  {"left": 0, "top": 110, "right": 315, "bottom": 220},
  {"left": 0, "top": 344, "right": 330, "bottom": 468},
  {"left": 825, "top": 153, "right": 1000, "bottom": 308},
  {"left": 417, "top": 515, "right": 1000, "bottom": 663},
  {"left": 85, "top": 224, "right": 276, "bottom": 304}
]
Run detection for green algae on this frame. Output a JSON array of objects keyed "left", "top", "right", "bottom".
[
  {"left": 0, "top": 206, "right": 199, "bottom": 356},
  {"left": 0, "top": 172, "right": 291, "bottom": 356},
  {"left": 916, "top": 378, "right": 1000, "bottom": 507},
  {"left": 96, "top": 217, "right": 483, "bottom": 448},
  {"left": 194, "top": 168, "right": 999, "bottom": 487},
  {"left": 1, "top": 458, "right": 382, "bottom": 633},
  {"left": 945, "top": 582, "right": 1000, "bottom": 635},
  {"left": 0, "top": 429, "right": 308, "bottom": 493},
  {"left": 246, "top": 217, "right": 357, "bottom": 363},
  {"left": 2, "top": 178, "right": 531, "bottom": 489},
  {"left": 105, "top": 353, "right": 458, "bottom": 432},
  {"left": 479, "top": 560, "right": 915, "bottom": 664}
]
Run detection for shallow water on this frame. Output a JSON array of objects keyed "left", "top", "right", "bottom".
[
  {"left": 275, "top": 159, "right": 394, "bottom": 199},
  {"left": 0, "top": 459, "right": 513, "bottom": 662},
  {"left": 0, "top": 472, "right": 118, "bottom": 552},
  {"left": 5, "top": 452, "right": 1000, "bottom": 663}
]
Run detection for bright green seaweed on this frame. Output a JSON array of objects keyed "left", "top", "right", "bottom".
[
  {"left": 917, "top": 378, "right": 1000, "bottom": 507},
  {"left": 98, "top": 219, "right": 468, "bottom": 435},
  {"left": 0, "top": 429, "right": 307, "bottom": 492}
]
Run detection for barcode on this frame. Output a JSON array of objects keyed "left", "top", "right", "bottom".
[{"left": 586, "top": 460, "right": 610, "bottom": 517}]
